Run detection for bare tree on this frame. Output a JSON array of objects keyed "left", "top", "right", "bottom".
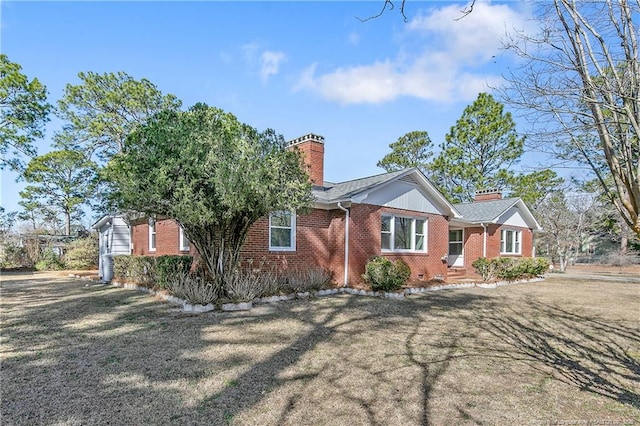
[
  {"left": 537, "top": 192, "right": 596, "bottom": 272},
  {"left": 500, "top": 0, "right": 640, "bottom": 238}
]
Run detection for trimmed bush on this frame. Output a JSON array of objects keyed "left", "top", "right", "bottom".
[
  {"left": 472, "top": 257, "right": 550, "bottom": 282},
  {"left": 362, "top": 257, "right": 411, "bottom": 292},
  {"left": 156, "top": 255, "right": 193, "bottom": 289},
  {"left": 112, "top": 255, "right": 157, "bottom": 285},
  {"left": 64, "top": 236, "right": 98, "bottom": 269}
]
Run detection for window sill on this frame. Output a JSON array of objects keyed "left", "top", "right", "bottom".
[
  {"left": 269, "top": 247, "right": 296, "bottom": 252},
  {"left": 382, "top": 250, "right": 428, "bottom": 256}
]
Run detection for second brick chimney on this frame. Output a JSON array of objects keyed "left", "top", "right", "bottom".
[
  {"left": 474, "top": 189, "right": 502, "bottom": 202},
  {"left": 287, "top": 133, "right": 325, "bottom": 186}
]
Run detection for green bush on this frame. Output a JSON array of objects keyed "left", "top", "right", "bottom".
[
  {"left": 472, "top": 257, "right": 550, "bottom": 282},
  {"left": 35, "top": 248, "right": 65, "bottom": 271},
  {"left": 64, "top": 236, "right": 98, "bottom": 269},
  {"left": 362, "top": 257, "right": 411, "bottom": 292},
  {"left": 112, "top": 255, "right": 157, "bottom": 285},
  {"left": 0, "top": 243, "right": 30, "bottom": 269},
  {"left": 113, "top": 255, "right": 132, "bottom": 281},
  {"left": 155, "top": 255, "right": 193, "bottom": 289}
]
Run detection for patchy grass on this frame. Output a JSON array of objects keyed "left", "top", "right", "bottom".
[{"left": 1, "top": 272, "right": 638, "bottom": 425}]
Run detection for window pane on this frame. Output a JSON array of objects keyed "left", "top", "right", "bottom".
[
  {"left": 151, "top": 233, "right": 156, "bottom": 249},
  {"left": 270, "top": 228, "right": 292, "bottom": 248},
  {"left": 381, "top": 233, "right": 391, "bottom": 250},
  {"left": 394, "top": 217, "right": 411, "bottom": 250},
  {"left": 415, "top": 219, "right": 424, "bottom": 235},
  {"left": 416, "top": 235, "right": 424, "bottom": 251},
  {"left": 381, "top": 216, "right": 391, "bottom": 232},
  {"left": 449, "top": 242, "right": 463, "bottom": 255},
  {"left": 505, "top": 230, "right": 514, "bottom": 253},
  {"left": 449, "top": 229, "right": 462, "bottom": 242},
  {"left": 270, "top": 211, "right": 291, "bottom": 227}
]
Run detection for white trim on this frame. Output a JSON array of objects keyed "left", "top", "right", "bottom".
[
  {"left": 149, "top": 223, "right": 156, "bottom": 252},
  {"left": 269, "top": 211, "right": 296, "bottom": 252},
  {"left": 381, "top": 214, "right": 428, "bottom": 253},
  {"left": 500, "top": 228, "right": 522, "bottom": 255},
  {"left": 179, "top": 226, "right": 190, "bottom": 252}
]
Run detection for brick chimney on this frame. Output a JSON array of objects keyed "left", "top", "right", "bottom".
[
  {"left": 287, "top": 133, "right": 325, "bottom": 186},
  {"left": 474, "top": 189, "right": 502, "bottom": 202}
]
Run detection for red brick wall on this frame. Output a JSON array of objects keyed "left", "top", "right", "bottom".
[
  {"left": 131, "top": 220, "right": 195, "bottom": 256},
  {"left": 348, "top": 204, "right": 449, "bottom": 284},
  {"left": 290, "top": 140, "right": 324, "bottom": 185},
  {"left": 130, "top": 204, "right": 451, "bottom": 285},
  {"left": 462, "top": 224, "right": 534, "bottom": 268}
]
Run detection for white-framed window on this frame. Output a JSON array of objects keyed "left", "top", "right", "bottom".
[
  {"left": 149, "top": 222, "right": 157, "bottom": 252},
  {"left": 179, "top": 226, "right": 190, "bottom": 252},
  {"left": 500, "top": 229, "right": 522, "bottom": 255},
  {"left": 381, "top": 215, "right": 427, "bottom": 252},
  {"left": 269, "top": 210, "right": 296, "bottom": 251}
]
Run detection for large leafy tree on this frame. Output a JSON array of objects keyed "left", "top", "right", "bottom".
[
  {"left": 56, "top": 71, "right": 181, "bottom": 162},
  {"left": 103, "top": 103, "right": 313, "bottom": 293},
  {"left": 377, "top": 131, "right": 434, "bottom": 172},
  {"left": 430, "top": 93, "right": 525, "bottom": 203},
  {"left": 501, "top": 0, "right": 640, "bottom": 238},
  {"left": 509, "top": 169, "right": 564, "bottom": 211},
  {"left": 0, "top": 54, "right": 51, "bottom": 171},
  {"left": 21, "top": 150, "right": 98, "bottom": 236}
]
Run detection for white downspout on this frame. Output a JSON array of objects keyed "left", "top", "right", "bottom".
[
  {"left": 337, "top": 202, "right": 349, "bottom": 287},
  {"left": 481, "top": 223, "right": 487, "bottom": 258}
]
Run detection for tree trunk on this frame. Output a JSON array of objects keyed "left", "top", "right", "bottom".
[{"left": 64, "top": 211, "right": 71, "bottom": 236}]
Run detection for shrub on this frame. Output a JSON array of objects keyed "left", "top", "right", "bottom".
[
  {"left": 113, "top": 255, "right": 132, "bottom": 281},
  {"left": 35, "top": 248, "right": 65, "bottom": 271},
  {"left": 472, "top": 257, "right": 550, "bottom": 282},
  {"left": 112, "top": 255, "right": 156, "bottom": 285},
  {"left": 64, "top": 236, "right": 98, "bottom": 269},
  {"left": 165, "top": 269, "right": 219, "bottom": 305},
  {"left": 362, "top": 257, "right": 411, "bottom": 292},
  {"left": 225, "top": 270, "right": 271, "bottom": 302},
  {"left": 0, "top": 243, "right": 30, "bottom": 269},
  {"left": 155, "top": 255, "right": 193, "bottom": 289},
  {"left": 282, "top": 266, "right": 332, "bottom": 293}
]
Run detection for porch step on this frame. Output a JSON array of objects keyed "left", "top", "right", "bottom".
[{"left": 447, "top": 267, "right": 467, "bottom": 278}]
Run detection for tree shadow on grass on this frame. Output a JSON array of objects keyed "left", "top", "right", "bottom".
[{"left": 474, "top": 299, "right": 640, "bottom": 410}]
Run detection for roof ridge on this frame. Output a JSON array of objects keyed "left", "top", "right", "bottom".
[{"left": 332, "top": 168, "right": 408, "bottom": 185}]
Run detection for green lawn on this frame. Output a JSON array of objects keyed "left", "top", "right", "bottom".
[{"left": 1, "top": 272, "right": 638, "bottom": 425}]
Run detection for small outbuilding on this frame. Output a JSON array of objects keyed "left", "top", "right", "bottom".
[{"left": 92, "top": 215, "right": 131, "bottom": 282}]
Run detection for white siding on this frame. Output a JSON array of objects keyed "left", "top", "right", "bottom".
[
  {"left": 98, "top": 217, "right": 131, "bottom": 255},
  {"left": 364, "top": 181, "right": 442, "bottom": 214},
  {"left": 498, "top": 207, "right": 529, "bottom": 228}
]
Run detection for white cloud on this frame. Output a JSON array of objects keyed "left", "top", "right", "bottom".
[
  {"left": 240, "top": 42, "right": 287, "bottom": 83},
  {"left": 260, "top": 50, "right": 286, "bottom": 83},
  {"left": 295, "top": 1, "right": 531, "bottom": 105}
]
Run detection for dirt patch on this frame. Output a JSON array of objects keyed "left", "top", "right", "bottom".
[{"left": 1, "top": 274, "right": 638, "bottom": 425}]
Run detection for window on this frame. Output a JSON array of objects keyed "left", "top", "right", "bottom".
[
  {"left": 269, "top": 211, "right": 296, "bottom": 251},
  {"left": 381, "top": 215, "right": 427, "bottom": 252},
  {"left": 149, "top": 222, "right": 156, "bottom": 252},
  {"left": 179, "top": 226, "right": 190, "bottom": 252},
  {"left": 500, "top": 229, "right": 522, "bottom": 255},
  {"left": 449, "top": 229, "right": 463, "bottom": 255}
]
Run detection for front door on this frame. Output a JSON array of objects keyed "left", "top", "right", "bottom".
[{"left": 448, "top": 229, "right": 464, "bottom": 267}]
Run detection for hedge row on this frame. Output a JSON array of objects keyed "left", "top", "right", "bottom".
[
  {"left": 472, "top": 257, "right": 550, "bottom": 282},
  {"left": 113, "top": 255, "right": 193, "bottom": 289}
]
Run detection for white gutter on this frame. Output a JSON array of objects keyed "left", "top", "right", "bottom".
[
  {"left": 481, "top": 223, "right": 487, "bottom": 258},
  {"left": 337, "top": 202, "right": 350, "bottom": 287}
]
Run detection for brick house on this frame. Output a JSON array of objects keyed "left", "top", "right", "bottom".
[
  {"left": 122, "top": 133, "right": 541, "bottom": 285},
  {"left": 448, "top": 191, "right": 541, "bottom": 273}
]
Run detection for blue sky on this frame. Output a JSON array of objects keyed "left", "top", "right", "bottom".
[{"left": 2, "top": 1, "right": 546, "bottom": 221}]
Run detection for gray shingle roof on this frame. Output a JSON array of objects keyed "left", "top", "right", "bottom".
[
  {"left": 312, "top": 169, "right": 407, "bottom": 203},
  {"left": 453, "top": 198, "right": 520, "bottom": 222}
]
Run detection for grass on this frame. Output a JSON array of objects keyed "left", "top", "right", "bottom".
[{"left": 1, "top": 271, "right": 639, "bottom": 425}]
